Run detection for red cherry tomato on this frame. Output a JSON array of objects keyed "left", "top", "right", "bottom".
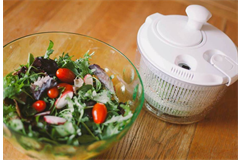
[
  {"left": 32, "top": 100, "right": 46, "bottom": 112},
  {"left": 56, "top": 68, "right": 75, "bottom": 83},
  {"left": 92, "top": 103, "right": 107, "bottom": 124},
  {"left": 57, "top": 83, "right": 74, "bottom": 92},
  {"left": 47, "top": 87, "right": 59, "bottom": 99}
]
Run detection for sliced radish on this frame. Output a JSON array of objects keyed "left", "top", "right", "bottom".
[
  {"left": 44, "top": 116, "right": 66, "bottom": 125},
  {"left": 35, "top": 111, "right": 51, "bottom": 117},
  {"left": 84, "top": 74, "right": 93, "bottom": 85},
  {"left": 55, "top": 91, "right": 73, "bottom": 109}
]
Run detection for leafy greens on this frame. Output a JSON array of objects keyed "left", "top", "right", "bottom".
[{"left": 3, "top": 40, "right": 133, "bottom": 146}]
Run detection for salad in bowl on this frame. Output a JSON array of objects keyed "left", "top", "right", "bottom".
[
  {"left": 3, "top": 32, "right": 144, "bottom": 159},
  {"left": 4, "top": 40, "right": 135, "bottom": 144}
]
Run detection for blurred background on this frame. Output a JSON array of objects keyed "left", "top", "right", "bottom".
[
  {"left": 3, "top": 0, "right": 238, "bottom": 159},
  {"left": 4, "top": 0, "right": 238, "bottom": 62}
]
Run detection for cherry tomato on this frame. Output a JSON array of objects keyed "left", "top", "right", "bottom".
[
  {"left": 32, "top": 100, "right": 46, "bottom": 112},
  {"left": 92, "top": 103, "right": 107, "bottom": 124},
  {"left": 57, "top": 83, "right": 74, "bottom": 92},
  {"left": 56, "top": 68, "right": 75, "bottom": 83},
  {"left": 47, "top": 87, "right": 59, "bottom": 99}
]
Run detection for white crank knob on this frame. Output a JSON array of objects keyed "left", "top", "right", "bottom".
[{"left": 186, "top": 5, "right": 212, "bottom": 30}]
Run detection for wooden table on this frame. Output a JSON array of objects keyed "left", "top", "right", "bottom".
[{"left": 3, "top": 0, "right": 238, "bottom": 159}]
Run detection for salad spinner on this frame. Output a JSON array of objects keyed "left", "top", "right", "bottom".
[{"left": 136, "top": 5, "right": 238, "bottom": 124}]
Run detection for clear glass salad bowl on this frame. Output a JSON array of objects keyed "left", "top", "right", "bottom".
[{"left": 3, "top": 32, "right": 144, "bottom": 159}]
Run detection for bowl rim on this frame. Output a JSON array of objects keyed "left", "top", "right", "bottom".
[{"left": 3, "top": 31, "right": 145, "bottom": 147}]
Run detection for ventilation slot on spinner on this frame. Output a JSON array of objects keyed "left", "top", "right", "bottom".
[{"left": 171, "top": 67, "right": 194, "bottom": 80}]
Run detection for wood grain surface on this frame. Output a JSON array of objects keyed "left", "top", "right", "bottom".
[{"left": 3, "top": 0, "right": 238, "bottom": 159}]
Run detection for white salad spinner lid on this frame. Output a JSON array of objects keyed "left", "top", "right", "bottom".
[{"left": 137, "top": 5, "right": 238, "bottom": 86}]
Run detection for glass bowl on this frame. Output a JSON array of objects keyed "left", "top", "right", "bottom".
[{"left": 3, "top": 32, "right": 144, "bottom": 159}]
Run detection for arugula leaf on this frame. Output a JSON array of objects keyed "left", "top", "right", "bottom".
[
  {"left": 27, "top": 53, "right": 34, "bottom": 67},
  {"left": 44, "top": 40, "right": 54, "bottom": 59},
  {"left": 55, "top": 52, "right": 93, "bottom": 77},
  {"left": 101, "top": 123, "right": 120, "bottom": 139},
  {"left": 73, "top": 97, "right": 85, "bottom": 125},
  {"left": 120, "top": 103, "right": 131, "bottom": 116},
  {"left": 9, "top": 119, "right": 25, "bottom": 133},
  {"left": 55, "top": 122, "right": 76, "bottom": 137},
  {"left": 93, "top": 77, "right": 101, "bottom": 92},
  {"left": 55, "top": 53, "right": 79, "bottom": 74},
  {"left": 104, "top": 112, "right": 133, "bottom": 124},
  {"left": 35, "top": 116, "right": 40, "bottom": 123},
  {"left": 3, "top": 75, "right": 25, "bottom": 99},
  {"left": 75, "top": 52, "right": 93, "bottom": 77},
  {"left": 92, "top": 90, "right": 111, "bottom": 104},
  {"left": 47, "top": 40, "right": 54, "bottom": 50},
  {"left": 79, "top": 85, "right": 92, "bottom": 93},
  {"left": 3, "top": 68, "right": 43, "bottom": 101},
  {"left": 3, "top": 104, "right": 18, "bottom": 124},
  {"left": 43, "top": 97, "right": 55, "bottom": 111},
  {"left": 76, "top": 85, "right": 93, "bottom": 102},
  {"left": 58, "top": 110, "right": 72, "bottom": 121},
  {"left": 106, "top": 100, "right": 119, "bottom": 111}
]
